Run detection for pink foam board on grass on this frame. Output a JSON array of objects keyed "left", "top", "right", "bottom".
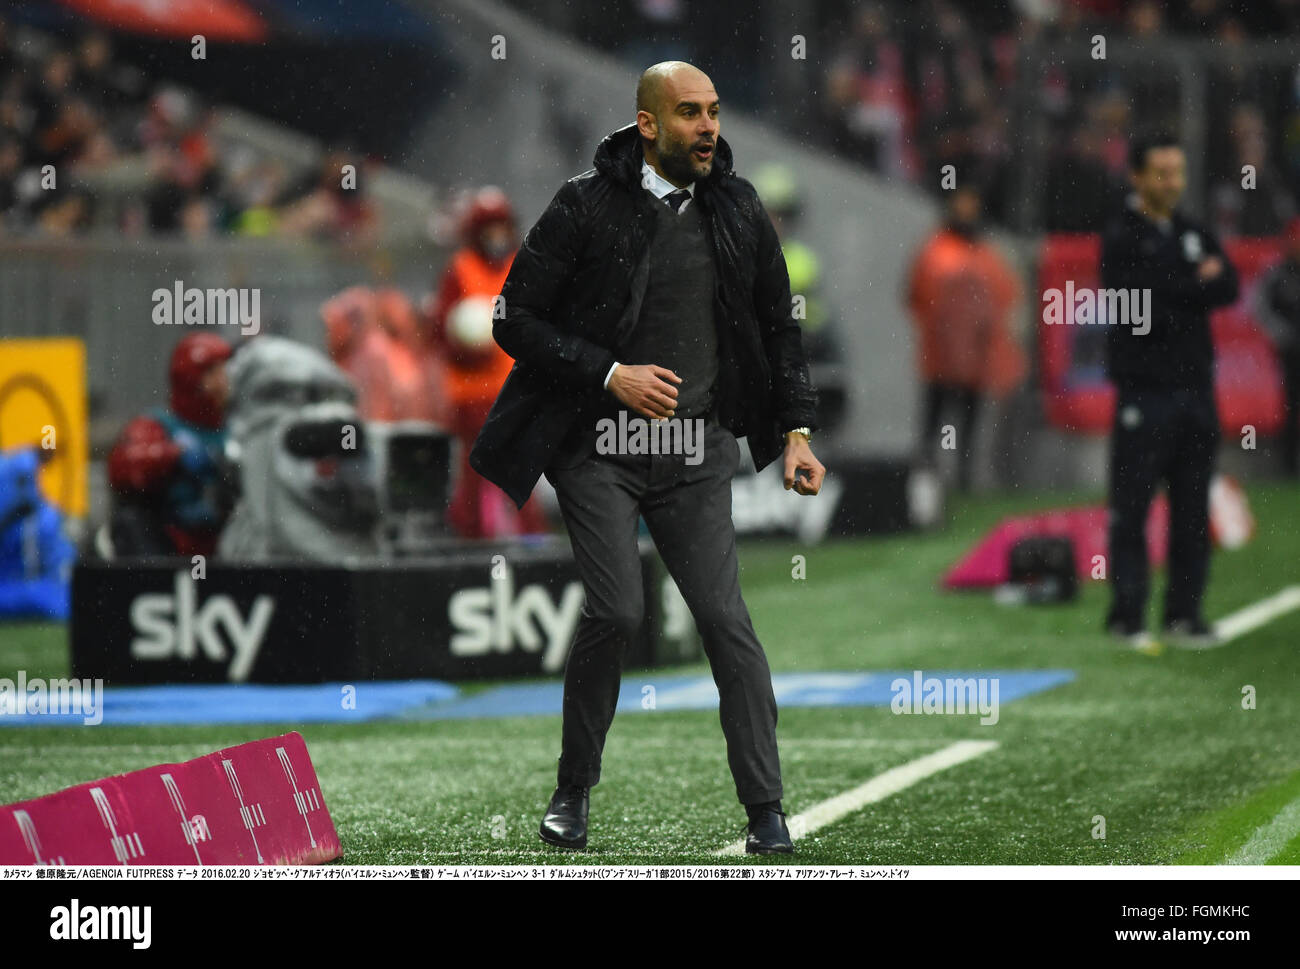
[
  {"left": 942, "top": 497, "right": 1170, "bottom": 589},
  {"left": 0, "top": 731, "right": 340, "bottom": 865}
]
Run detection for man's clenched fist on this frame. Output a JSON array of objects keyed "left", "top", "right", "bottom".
[
  {"left": 783, "top": 433, "right": 825, "bottom": 496},
  {"left": 608, "top": 364, "right": 681, "bottom": 420}
]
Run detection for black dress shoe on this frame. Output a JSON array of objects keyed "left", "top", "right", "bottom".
[
  {"left": 744, "top": 803, "right": 794, "bottom": 855},
  {"left": 539, "top": 785, "right": 589, "bottom": 850}
]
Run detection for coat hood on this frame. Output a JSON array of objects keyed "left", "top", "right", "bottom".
[{"left": 592, "top": 122, "right": 734, "bottom": 191}]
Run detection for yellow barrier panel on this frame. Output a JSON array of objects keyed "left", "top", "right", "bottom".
[{"left": 0, "top": 338, "right": 88, "bottom": 516}]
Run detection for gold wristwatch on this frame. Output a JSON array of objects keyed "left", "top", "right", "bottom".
[{"left": 785, "top": 427, "right": 812, "bottom": 441}]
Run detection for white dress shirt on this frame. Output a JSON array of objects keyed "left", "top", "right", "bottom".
[{"left": 640, "top": 159, "right": 695, "bottom": 213}]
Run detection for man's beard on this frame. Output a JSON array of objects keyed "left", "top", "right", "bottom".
[{"left": 657, "top": 132, "right": 707, "bottom": 185}]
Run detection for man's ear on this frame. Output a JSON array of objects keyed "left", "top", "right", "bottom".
[{"left": 636, "top": 110, "right": 657, "bottom": 142}]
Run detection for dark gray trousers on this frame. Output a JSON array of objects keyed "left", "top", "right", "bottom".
[{"left": 543, "top": 417, "right": 783, "bottom": 805}]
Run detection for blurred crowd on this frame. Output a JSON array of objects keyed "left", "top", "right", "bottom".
[
  {"left": 10, "top": 4, "right": 1300, "bottom": 242},
  {"left": 543, "top": 0, "right": 1300, "bottom": 237},
  {"left": 818, "top": 0, "right": 1300, "bottom": 235},
  {"left": 0, "top": 15, "right": 377, "bottom": 241}
]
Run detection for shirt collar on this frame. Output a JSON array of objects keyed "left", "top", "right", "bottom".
[{"left": 641, "top": 159, "right": 694, "bottom": 201}]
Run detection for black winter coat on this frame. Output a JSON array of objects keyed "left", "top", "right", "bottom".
[{"left": 468, "top": 122, "right": 820, "bottom": 508}]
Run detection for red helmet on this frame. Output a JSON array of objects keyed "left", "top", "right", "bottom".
[
  {"left": 169, "top": 333, "right": 232, "bottom": 428},
  {"left": 460, "top": 186, "right": 515, "bottom": 242}
]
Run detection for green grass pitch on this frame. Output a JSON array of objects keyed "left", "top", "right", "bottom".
[{"left": 2, "top": 483, "right": 1298, "bottom": 865}]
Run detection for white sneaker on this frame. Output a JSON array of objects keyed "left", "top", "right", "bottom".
[{"left": 1108, "top": 620, "right": 1162, "bottom": 655}]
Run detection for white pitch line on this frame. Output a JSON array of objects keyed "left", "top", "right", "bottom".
[
  {"left": 716, "top": 739, "right": 999, "bottom": 856},
  {"left": 1192, "top": 585, "right": 1300, "bottom": 649},
  {"left": 1226, "top": 793, "right": 1300, "bottom": 865}
]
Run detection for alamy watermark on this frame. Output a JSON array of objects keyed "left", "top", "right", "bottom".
[
  {"left": 595, "top": 410, "right": 705, "bottom": 465},
  {"left": 152, "top": 280, "right": 260, "bottom": 335},
  {"left": 0, "top": 672, "right": 103, "bottom": 725},
  {"left": 890, "top": 671, "right": 1000, "bottom": 725},
  {"left": 50, "top": 899, "right": 151, "bottom": 949},
  {"left": 1042, "top": 281, "right": 1151, "bottom": 336}
]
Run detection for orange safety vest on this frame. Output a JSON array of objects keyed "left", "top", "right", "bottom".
[
  {"left": 434, "top": 247, "right": 517, "bottom": 412},
  {"left": 905, "top": 229, "right": 1025, "bottom": 397}
]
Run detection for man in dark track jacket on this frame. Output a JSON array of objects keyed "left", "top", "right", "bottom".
[
  {"left": 469, "top": 61, "right": 824, "bottom": 854},
  {"left": 1100, "top": 132, "right": 1239, "bottom": 651}
]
